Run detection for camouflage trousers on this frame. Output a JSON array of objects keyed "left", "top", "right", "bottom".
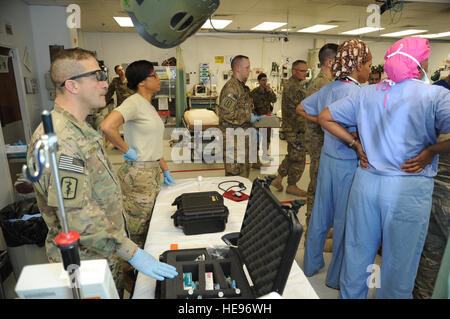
[
  {"left": 223, "top": 130, "right": 257, "bottom": 178},
  {"left": 117, "top": 161, "right": 162, "bottom": 294},
  {"left": 278, "top": 131, "right": 306, "bottom": 185},
  {"left": 413, "top": 177, "right": 450, "bottom": 299},
  {"left": 117, "top": 161, "right": 162, "bottom": 248},
  {"left": 304, "top": 124, "right": 324, "bottom": 229},
  {"left": 257, "top": 128, "right": 272, "bottom": 159}
]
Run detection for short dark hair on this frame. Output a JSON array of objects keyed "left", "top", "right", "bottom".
[
  {"left": 318, "top": 43, "right": 338, "bottom": 66},
  {"left": 231, "top": 55, "right": 249, "bottom": 71},
  {"left": 292, "top": 60, "right": 307, "bottom": 69},
  {"left": 125, "top": 60, "right": 154, "bottom": 91},
  {"left": 257, "top": 73, "right": 267, "bottom": 81},
  {"left": 114, "top": 65, "right": 121, "bottom": 72},
  {"left": 50, "top": 48, "right": 96, "bottom": 91}
]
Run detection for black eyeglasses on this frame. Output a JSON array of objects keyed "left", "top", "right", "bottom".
[{"left": 61, "top": 69, "right": 108, "bottom": 87}]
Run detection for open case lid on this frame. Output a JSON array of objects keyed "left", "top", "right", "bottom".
[{"left": 237, "top": 178, "right": 304, "bottom": 297}]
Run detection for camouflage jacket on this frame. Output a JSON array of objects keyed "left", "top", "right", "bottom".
[
  {"left": 437, "top": 134, "right": 450, "bottom": 183},
  {"left": 105, "top": 77, "right": 135, "bottom": 107},
  {"left": 306, "top": 70, "right": 333, "bottom": 97},
  {"left": 282, "top": 76, "right": 307, "bottom": 132},
  {"left": 217, "top": 76, "right": 254, "bottom": 129},
  {"left": 305, "top": 70, "right": 333, "bottom": 137},
  {"left": 28, "top": 105, "right": 137, "bottom": 263},
  {"left": 250, "top": 85, "right": 277, "bottom": 115}
]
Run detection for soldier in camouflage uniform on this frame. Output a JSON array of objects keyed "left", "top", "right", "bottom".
[
  {"left": 413, "top": 139, "right": 450, "bottom": 298},
  {"left": 303, "top": 44, "right": 338, "bottom": 250},
  {"left": 271, "top": 60, "right": 309, "bottom": 197},
  {"left": 250, "top": 73, "right": 277, "bottom": 167},
  {"left": 250, "top": 73, "right": 277, "bottom": 115},
  {"left": 28, "top": 49, "right": 176, "bottom": 296},
  {"left": 217, "top": 55, "right": 258, "bottom": 178},
  {"left": 92, "top": 65, "right": 135, "bottom": 130},
  {"left": 106, "top": 65, "right": 136, "bottom": 107},
  {"left": 101, "top": 60, "right": 177, "bottom": 291}
]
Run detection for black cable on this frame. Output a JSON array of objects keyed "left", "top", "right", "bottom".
[{"left": 218, "top": 180, "right": 247, "bottom": 193}]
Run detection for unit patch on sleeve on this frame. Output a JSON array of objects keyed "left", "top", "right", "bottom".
[{"left": 61, "top": 177, "right": 78, "bottom": 200}]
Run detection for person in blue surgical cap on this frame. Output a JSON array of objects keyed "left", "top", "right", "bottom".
[
  {"left": 317, "top": 37, "right": 450, "bottom": 299},
  {"left": 296, "top": 39, "right": 372, "bottom": 289}
]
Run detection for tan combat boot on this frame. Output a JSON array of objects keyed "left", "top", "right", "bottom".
[
  {"left": 286, "top": 184, "right": 307, "bottom": 197},
  {"left": 251, "top": 162, "right": 261, "bottom": 169},
  {"left": 323, "top": 239, "right": 333, "bottom": 252},
  {"left": 271, "top": 175, "right": 284, "bottom": 191},
  {"left": 323, "top": 228, "right": 333, "bottom": 252}
]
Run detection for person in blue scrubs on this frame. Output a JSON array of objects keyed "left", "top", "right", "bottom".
[
  {"left": 433, "top": 73, "right": 450, "bottom": 90},
  {"left": 317, "top": 37, "right": 450, "bottom": 298},
  {"left": 296, "top": 39, "right": 372, "bottom": 289}
]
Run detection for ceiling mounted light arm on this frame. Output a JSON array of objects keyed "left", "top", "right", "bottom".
[{"left": 121, "top": 0, "right": 220, "bottom": 48}]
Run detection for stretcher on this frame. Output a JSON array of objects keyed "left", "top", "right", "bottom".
[
  {"left": 183, "top": 108, "right": 219, "bottom": 131},
  {"left": 179, "top": 109, "right": 220, "bottom": 162}
]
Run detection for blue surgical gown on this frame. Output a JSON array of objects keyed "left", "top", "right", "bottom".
[
  {"left": 328, "top": 79, "right": 450, "bottom": 298},
  {"left": 302, "top": 80, "right": 361, "bottom": 288}
]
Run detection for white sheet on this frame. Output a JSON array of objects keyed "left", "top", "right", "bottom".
[{"left": 132, "top": 176, "right": 318, "bottom": 299}]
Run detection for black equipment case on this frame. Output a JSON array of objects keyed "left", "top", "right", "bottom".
[
  {"left": 171, "top": 191, "right": 229, "bottom": 235},
  {"left": 156, "top": 178, "right": 304, "bottom": 299}
]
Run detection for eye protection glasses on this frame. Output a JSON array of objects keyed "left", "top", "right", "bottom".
[{"left": 61, "top": 69, "right": 108, "bottom": 87}]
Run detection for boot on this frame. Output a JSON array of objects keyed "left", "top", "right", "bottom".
[
  {"left": 323, "top": 238, "right": 333, "bottom": 252},
  {"left": 327, "top": 228, "right": 333, "bottom": 239},
  {"left": 271, "top": 174, "right": 284, "bottom": 191},
  {"left": 323, "top": 229, "right": 333, "bottom": 252},
  {"left": 251, "top": 162, "right": 261, "bottom": 169},
  {"left": 286, "top": 184, "right": 307, "bottom": 197}
]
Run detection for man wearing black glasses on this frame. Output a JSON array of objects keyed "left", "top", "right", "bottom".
[
  {"left": 271, "top": 60, "right": 309, "bottom": 198},
  {"left": 27, "top": 48, "right": 177, "bottom": 298}
]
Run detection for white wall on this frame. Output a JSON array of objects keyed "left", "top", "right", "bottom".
[
  {"left": 29, "top": 5, "right": 71, "bottom": 112},
  {"left": 0, "top": 0, "right": 44, "bottom": 137},
  {"left": 82, "top": 31, "right": 449, "bottom": 93},
  {"left": 83, "top": 31, "right": 315, "bottom": 92}
]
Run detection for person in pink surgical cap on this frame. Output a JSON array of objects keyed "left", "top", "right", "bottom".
[{"left": 317, "top": 37, "right": 450, "bottom": 299}]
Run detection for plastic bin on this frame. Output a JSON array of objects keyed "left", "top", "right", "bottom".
[{"left": 0, "top": 199, "right": 49, "bottom": 278}]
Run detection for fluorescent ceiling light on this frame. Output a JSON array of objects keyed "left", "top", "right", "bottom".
[
  {"left": 201, "top": 19, "right": 232, "bottom": 29},
  {"left": 297, "top": 24, "right": 337, "bottom": 33},
  {"left": 113, "top": 17, "right": 134, "bottom": 27},
  {"left": 251, "top": 22, "right": 287, "bottom": 31},
  {"left": 417, "top": 31, "right": 450, "bottom": 38},
  {"left": 381, "top": 29, "right": 427, "bottom": 37},
  {"left": 281, "top": 28, "right": 293, "bottom": 32},
  {"left": 341, "top": 27, "right": 385, "bottom": 35}
]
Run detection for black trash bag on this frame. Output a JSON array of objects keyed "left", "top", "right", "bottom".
[{"left": 0, "top": 198, "right": 48, "bottom": 247}]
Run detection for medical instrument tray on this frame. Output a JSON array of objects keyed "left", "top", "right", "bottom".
[
  {"left": 171, "top": 191, "right": 229, "bottom": 235},
  {"left": 157, "top": 178, "right": 304, "bottom": 299}
]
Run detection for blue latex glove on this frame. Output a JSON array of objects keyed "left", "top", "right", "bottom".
[
  {"left": 128, "top": 248, "right": 178, "bottom": 281},
  {"left": 163, "top": 170, "right": 176, "bottom": 185},
  {"left": 123, "top": 147, "right": 138, "bottom": 161},
  {"left": 13, "top": 140, "right": 25, "bottom": 146},
  {"left": 250, "top": 113, "right": 263, "bottom": 124}
]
